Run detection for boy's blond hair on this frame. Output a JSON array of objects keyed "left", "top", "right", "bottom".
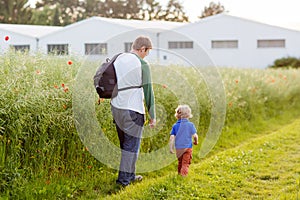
[
  {"left": 175, "top": 105, "right": 193, "bottom": 119},
  {"left": 132, "top": 36, "right": 153, "bottom": 50}
]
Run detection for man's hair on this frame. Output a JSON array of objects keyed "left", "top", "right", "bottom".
[
  {"left": 175, "top": 105, "right": 193, "bottom": 119},
  {"left": 132, "top": 36, "right": 153, "bottom": 50}
]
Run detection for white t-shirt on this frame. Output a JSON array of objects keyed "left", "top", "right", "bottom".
[{"left": 110, "top": 53, "right": 145, "bottom": 115}]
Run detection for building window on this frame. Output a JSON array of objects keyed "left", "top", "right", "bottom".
[
  {"left": 211, "top": 40, "right": 238, "bottom": 49},
  {"left": 85, "top": 43, "right": 107, "bottom": 55},
  {"left": 168, "top": 41, "right": 193, "bottom": 49},
  {"left": 47, "top": 44, "right": 69, "bottom": 55},
  {"left": 11, "top": 45, "right": 30, "bottom": 52},
  {"left": 124, "top": 42, "right": 132, "bottom": 52},
  {"left": 257, "top": 39, "right": 285, "bottom": 48}
]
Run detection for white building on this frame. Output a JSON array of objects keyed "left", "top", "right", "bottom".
[
  {"left": 162, "top": 14, "right": 300, "bottom": 68},
  {"left": 38, "top": 17, "right": 183, "bottom": 63},
  {"left": 1, "top": 14, "right": 300, "bottom": 68},
  {"left": 0, "top": 24, "right": 62, "bottom": 54}
]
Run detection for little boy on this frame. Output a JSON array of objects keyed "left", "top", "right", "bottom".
[{"left": 169, "top": 105, "right": 198, "bottom": 176}]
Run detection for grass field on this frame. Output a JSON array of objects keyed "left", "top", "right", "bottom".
[
  {"left": 106, "top": 118, "right": 300, "bottom": 200},
  {"left": 1, "top": 52, "right": 300, "bottom": 199}
]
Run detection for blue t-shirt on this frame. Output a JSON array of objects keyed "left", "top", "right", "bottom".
[{"left": 170, "top": 119, "right": 197, "bottom": 149}]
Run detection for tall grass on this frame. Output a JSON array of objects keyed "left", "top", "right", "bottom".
[{"left": 1, "top": 52, "right": 300, "bottom": 198}]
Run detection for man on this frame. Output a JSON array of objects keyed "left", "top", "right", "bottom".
[{"left": 111, "top": 36, "right": 156, "bottom": 186}]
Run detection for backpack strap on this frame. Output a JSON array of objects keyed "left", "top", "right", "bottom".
[{"left": 118, "top": 85, "right": 142, "bottom": 91}]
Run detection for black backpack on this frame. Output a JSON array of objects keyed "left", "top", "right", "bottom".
[{"left": 93, "top": 53, "right": 142, "bottom": 99}]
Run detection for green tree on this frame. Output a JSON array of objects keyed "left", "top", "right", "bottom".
[
  {"left": 141, "top": 0, "right": 188, "bottom": 22},
  {"left": 52, "top": 6, "right": 61, "bottom": 26},
  {"left": 80, "top": 0, "right": 188, "bottom": 21},
  {"left": 79, "top": 0, "right": 102, "bottom": 19},
  {"left": 0, "top": 0, "right": 32, "bottom": 24},
  {"left": 95, "top": 0, "right": 144, "bottom": 20},
  {"left": 162, "top": 0, "right": 188, "bottom": 22},
  {"left": 97, "top": 0, "right": 129, "bottom": 19},
  {"left": 30, "top": 5, "right": 55, "bottom": 25},
  {"left": 199, "top": 1, "right": 225, "bottom": 19},
  {"left": 124, "top": 0, "right": 143, "bottom": 19},
  {"left": 34, "top": 0, "right": 81, "bottom": 25},
  {"left": 30, "top": 0, "right": 188, "bottom": 25},
  {"left": 140, "top": 0, "right": 161, "bottom": 20}
]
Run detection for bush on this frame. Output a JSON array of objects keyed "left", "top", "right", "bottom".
[{"left": 269, "top": 56, "right": 300, "bottom": 69}]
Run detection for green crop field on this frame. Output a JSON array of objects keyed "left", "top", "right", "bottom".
[{"left": 1, "top": 51, "right": 300, "bottom": 199}]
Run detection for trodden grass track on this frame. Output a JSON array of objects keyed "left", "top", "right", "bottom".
[{"left": 106, "top": 118, "right": 300, "bottom": 200}]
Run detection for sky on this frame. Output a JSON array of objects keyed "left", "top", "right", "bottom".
[
  {"left": 181, "top": 0, "right": 300, "bottom": 25},
  {"left": 28, "top": 0, "right": 300, "bottom": 27}
]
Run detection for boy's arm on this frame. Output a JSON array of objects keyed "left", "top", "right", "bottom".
[
  {"left": 169, "top": 135, "right": 175, "bottom": 154},
  {"left": 193, "top": 133, "right": 198, "bottom": 145}
]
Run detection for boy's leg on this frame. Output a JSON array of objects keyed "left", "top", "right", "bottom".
[
  {"left": 177, "top": 156, "right": 183, "bottom": 174},
  {"left": 176, "top": 148, "right": 186, "bottom": 175},
  {"left": 180, "top": 148, "right": 192, "bottom": 176}
]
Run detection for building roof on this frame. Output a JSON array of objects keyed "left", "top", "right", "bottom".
[
  {"left": 0, "top": 23, "right": 62, "bottom": 38},
  {"left": 189, "top": 13, "right": 300, "bottom": 32},
  {"left": 37, "top": 16, "right": 187, "bottom": 38},
  {"left": 269, "top": 22, "right": 300, "bottom": 32},
  {"left": 1, "top": 14, "right": 299, "bottom": 39},
  {"left": 92, "top": 16, "right": 186, "bottom": 31}
]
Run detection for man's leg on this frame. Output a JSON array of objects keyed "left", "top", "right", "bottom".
[
  {"left": 112, "top": 107, "right": 144, "bottom": 186},
  {"left": 116, "top": 124, "right": 124, "bottom": 149},
  {"left": 117, "top": 132, "right": 141, "bottom": 185}
]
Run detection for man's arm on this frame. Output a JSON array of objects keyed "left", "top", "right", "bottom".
[{"left": 141, "top": 60, "right": 156, "bottom": 120}]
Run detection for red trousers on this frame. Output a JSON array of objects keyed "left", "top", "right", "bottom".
[{"left": 176, "top": 148, "right": 192, "bottom": 176}]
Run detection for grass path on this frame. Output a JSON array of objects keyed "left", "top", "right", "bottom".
[{"left": 105, "top": 118, "right": 300, "bottom": 199}]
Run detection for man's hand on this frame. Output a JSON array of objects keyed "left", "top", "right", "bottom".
[{"left": 149, "top": 118, "right": 156, "bottom": 128}]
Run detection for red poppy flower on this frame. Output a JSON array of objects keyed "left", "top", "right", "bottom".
[
  {"left": 54, "top": 85, "right": 59, "bottom": 89},
  {"left": 97, "top": 98, "right": 105, "bottom": 104},
  {"left": 271, "top": 79, "right": 275, "bottom": 83},
  {"left": 63, "top": 87, "right": 69, "bottom": 92},
  {"left": 4, "top": 36, "right": 9, "bottom": 41},
  {"left": 61, "top": 83, "right": 65, "bottom": 88},
  {"left": 67, "top": 60, "right": 73, "bottom": 65}
]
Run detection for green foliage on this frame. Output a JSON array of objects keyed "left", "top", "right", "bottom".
[
  {"left": 0, "top": 51, "right": 101, "bottom": 196},
  {"left": 1, "top": 52, "right": 300, "bottom": 198},
  {"left": 30, "top": 0, "right": 189, "bottom": 25},
  {"left": 269, "top": 56, "right": 300, "bottom": 69},
  {"left": 0, "top": 0, "right": 32, "bottom": 24},
  {"left": 199, "top": 2, "right": 225, "bottom": 19},
  {"left": 1, "top": 0, "right": 190, "bottom": 25}
]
